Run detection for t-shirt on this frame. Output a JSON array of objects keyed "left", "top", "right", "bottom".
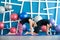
[{"left": 20, "top": 17, "right": 31, "bottom": 25}]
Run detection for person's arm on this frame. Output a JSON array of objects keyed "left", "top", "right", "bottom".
[
  {"left": 29, "top": 19, "right": 34, "bottom": 35},
  {"left": 46, "top": 24, "right": 50, "bottom": 35},
  {"left": 25, "top": 19, "right": 37, "bottom": 35}
]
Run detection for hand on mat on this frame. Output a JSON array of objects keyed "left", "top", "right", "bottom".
[
  {"left": 24, "top": 32, "right": 38, "bottom": 36},
  {"left": 24, "top": 32, "right": 33, "bottom": 35}
]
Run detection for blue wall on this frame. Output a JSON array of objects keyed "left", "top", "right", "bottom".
[{"left": 0, "top": 0, "right": 60, "bottom": 35}]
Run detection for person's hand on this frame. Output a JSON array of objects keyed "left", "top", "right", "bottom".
[
  {"left": 46, "top": 33, "right": 50, "bottom": 36},
  {"left": 25, "top": 32, "right": 38, "bottom": 36},
  {"left": 25, "top": 32, "right": 31, "bottom": 35},
  {"left": 24, "top": 32, "right": 33, "bottom": 35}
]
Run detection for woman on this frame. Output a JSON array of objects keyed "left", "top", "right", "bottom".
[{"left": 19, "top": 17, "right": 52, "bottom": 35}]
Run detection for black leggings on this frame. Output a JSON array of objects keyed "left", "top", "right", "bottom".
[
  {"left": 34, "top": 27, "right": 40, "bottom": 33},
  {"left": 34, "top": 19, "right": 50, "bottom": 33}
]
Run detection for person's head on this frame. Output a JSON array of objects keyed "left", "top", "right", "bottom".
[{"left": 29, "top": 18, "right": 37, "bottom": 27}]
